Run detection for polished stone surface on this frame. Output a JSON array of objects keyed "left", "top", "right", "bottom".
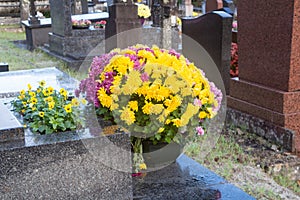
[
  {"left": 0, "top": 132, "right": 132, "bottom": 199},
  {"left": 238, "top": 0, "right": 300, "bottom": 92},
  {"left": 0, "top": 67, "right": 78, "bottom": 98},
  {"left": 133, "top": 154, "right": 255, "bottom": 200},
  {"left": 230, "top": 0, "right": 300, "bottom": 152},
  {"left": 0, "top": 101, "right": 24, "bottom": 144},
  {"left": 182, "top": 11, "right": 232, "bottom": 95}
]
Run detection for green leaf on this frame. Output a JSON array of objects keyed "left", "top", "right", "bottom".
[
  {"left": 155, "top": 133, "right": 161, "bottom": 141},
  {"left": 65, "top": 121, "right": 71, "bottom": 129},
  {"left": 165, "top": 137, "right": 171, "bottom": 143}
]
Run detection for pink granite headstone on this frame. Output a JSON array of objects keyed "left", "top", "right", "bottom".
[
  {"left": 205, "top": 0, "right": 223, "bottom": 13},
  {"left": 228, "top": 0, "right": 300, "bottom": 154}
]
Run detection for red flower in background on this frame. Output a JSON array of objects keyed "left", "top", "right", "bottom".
[{"left": 230, "top": 42, "right": 238, "bottom": 77}]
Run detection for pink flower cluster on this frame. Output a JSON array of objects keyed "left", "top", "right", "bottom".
[{"left": 209, "top": 82, "right": 223, "bottom": 113}]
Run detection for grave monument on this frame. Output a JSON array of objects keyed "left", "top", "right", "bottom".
[
  {"left": 47, "top": 0, "right": 108, "bottom": 69},
  {"left": 228, "top": 0, "right": 300, "bottom": 153},
  {"left": 181, "top": 11, "right": 233, "bottom": 95},
  {"left": 205, "top": 0, "right": 223, "bottom": 13}
]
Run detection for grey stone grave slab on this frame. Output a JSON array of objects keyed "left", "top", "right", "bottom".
[
  {"left": 21, "top": 18, "right": 52, "bottom": 50},
  {"left": 0, "top": 100, "right": 24, "bottom": 145},
  {"left": 0, "top": 129, "right": 132, "bottom": 199}
]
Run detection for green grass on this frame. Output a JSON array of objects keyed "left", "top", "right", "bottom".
[
  {"left": 0, "top": 30, "right": 83, "bottom": 80},
  {"left": 185, "top": 130, "right": 300, "bottom": 199},
  {"left": 274, "top": 174, "right": 300, "bottom": 195}
]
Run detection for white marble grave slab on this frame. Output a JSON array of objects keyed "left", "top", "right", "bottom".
[{"left": 0, "top": 67, "right": 78, "bottom": 98}]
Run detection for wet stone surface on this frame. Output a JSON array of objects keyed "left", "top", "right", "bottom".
[{"left": 133, "top": 155, "right": 255, "bottom": 200}]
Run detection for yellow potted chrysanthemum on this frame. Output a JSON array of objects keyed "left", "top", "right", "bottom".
[{"left": 76, "top": 44, "right": 223, "bottom": 174}]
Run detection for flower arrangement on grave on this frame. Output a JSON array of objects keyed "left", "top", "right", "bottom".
[
  {"left": 11, "top": 81, "right": 85, "bottom": 134},
  {"left": 136, "top": 3, "right": 151, "bottom": 25},
  {"left": 232, "top": 21, "right": 238, "bottom": 32},
  {"left": 75, "top": 44, "right": 222, "bottom": 173},
  {"left": 230, "top": 42, "right": 238, "bottom": 77},
  {"left": 94, "top": 20, "right": 107, "bottom": 29},
  {"left": 72, "top": 19, "right": 92, "bottom": 28}
]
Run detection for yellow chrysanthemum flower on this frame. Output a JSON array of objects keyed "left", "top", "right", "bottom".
[
  {"left": 137, "top": 4, "right": 151, "bottom": 19},
  {"left": 172, "top": 118, "right": 182, "bottom": 127},
  {"left": 158, "top": 127, "right": 164, "bottom": 133},
  {"left": 142, "top": 101, "right": 153, "bottom": 115},
  {"left": 199, "top": 111, "right": 207, "bottom": 119},
  {"left": 151, "top": 104, "right": 164, "bottom": 115},
  {"left": 120, "top": 107, "right": 136, "bottom": 125},
  {"left": 164, "top": 95, "right": 181, "bottom": 113},
  {"left": 139, "top": 163, "right": 147, "bottom": 170},
  {"left": 121, "top": 70, "right": 142, "bottom": 95},
  {"left": 128, "top": 101, "right": 138, "bottom": 112},
  {"left": 97, "top": 88, "right": 113, "bottom": 109},
  {"left": 180, "top": 103, "right": 199, "bottom": 126},
  {"left": 59, "top": 88, "right": 66, "bottom": 95}
]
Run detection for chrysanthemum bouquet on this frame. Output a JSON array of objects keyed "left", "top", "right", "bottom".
[
  {"left": 137, "top": 4, "right": 151, "bottom": 19},
  {"left": 76, "top": 44, "right": 222, "bottom": 173},
  {"left": 94, "top": 20, "right": 106, "bottom": 29},
  {"left": 72, "top": 19, "right": 92, "bottom": 28},
  {"left": 11, "top": 81, "right": 84, "bottom": 134},
  {"left": 136, "top": 3, "right": 151, "bottom": 25}
]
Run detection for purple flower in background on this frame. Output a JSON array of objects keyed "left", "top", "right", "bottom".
[{"left": 196, "top": 126, "right": 205, "bottom": 136}]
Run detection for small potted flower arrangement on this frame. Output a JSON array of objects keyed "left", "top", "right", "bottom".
[
  {"left": 11, "top": 81, "right": 84, "bottom": 134},
  {"left": 230, "top": 42, "right": 238, "bottom": 77},
  {"left": 136, "top": 3, "right": 151, "bottom": 25},
  {"left": 76, "top": 44, "right": 222, "bottom": 174},
  {"left": 72, "top": 19, "right": 92, "bottom": 29},
  {"left": 94, "top": 20, "right": 106, "bottom": 29}
]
